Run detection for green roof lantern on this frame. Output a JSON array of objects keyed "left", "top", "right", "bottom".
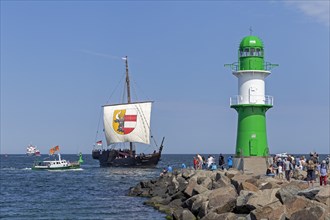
[
  {"left": 224, "top": 34, "right": 278, "bottom": 72},
  {"left": 238, "top": 35, "right": 264, "bottom": 71},
  {"left": 239, "top": 35, "right": 264, "bottom": 49}
]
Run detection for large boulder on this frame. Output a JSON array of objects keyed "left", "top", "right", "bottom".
[
  {"left": 297, "top": 187, "right": 321, "bottom": 200},
  {"left": 230, "top": 173, "right": 256, "bottom": 193},
  {"left": 178, "top": 209, "right": 196, "bottom": 220},
  {"left": 183, "top": 190, "right": 212, "bottom": 210},
  {"left": 290, "top": 205, "right": 330, "bottom": 220},
  {"left": 275, "top": 180, "right": 309, "bottom": 203},
  {"left": 207, "top": 185, "right": 238, "bottom": 214},
  {"left": 235, "top": 190, "right": 257, "bottom": 214},
  {"left": 258, "top": 181, "right": 281, "bottom": 190},
  {"left": 128, "top": 184, "right": 144, "bottom": 196},
  {"left": 283, "top": 195, "right": 330, "bottom": 219},
  {"left": 144, "top": 195, "right": 171, "bottom": 206},
  {"left": 176, "top": 175, "right": 189, "bottom": 192},
  {"left": 192, "top": 184, "right": 209, "bottom": 196},
  {"left": 184, "top": 178, "right": 198, "bottom": 197},
  {"left": 201, "top": 212, "right": 238, "bottom": 220},
  {"left": 200, "top": 177, "right": 213, "bottom": 190},
  {"left": 182, "top": 169, "right": 195, "bottom": 179},
  {"left": 249, "top": 200, "right": 286, "bottom": 220},
  {"left": 190, "top": 193, "right": 211, "bottom": 215},
  {"left": 168, "top": 198, "right": 183, "bottom": 208},
  {"left": 246, "top": 188, "right": 280, "bottom": 210},
  {"left": 171, "top": 191, "right": 187, "bottom": 201},
  {"left": 240, "top": 181, "right": 259, "bottom": 192},
  {"left": 315, "top": 186, "right": 330, "bottom": 206},
  {"left": 225, "top": 169, "right": 241, "bottom": 179},
  {"left": 197, "top": 201, "right": 209, "bottom": 219}
]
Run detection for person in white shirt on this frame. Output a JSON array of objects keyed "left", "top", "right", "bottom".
[
  {"left": 278, "top": 165, "right": 284, "bottom": 179},
  {"left": 207, "top": 155, "right": 213, "bottom": 169}
]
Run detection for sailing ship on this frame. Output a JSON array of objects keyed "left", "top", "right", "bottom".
[
  {"left": 92, "top": 56, "right": 164, "bottom": 167},
  {"left": 32, "top": 146, "right": 83, "bottom": 170},
  {"left": 26, "top": 144, "right": 41, "bottom": 156}
]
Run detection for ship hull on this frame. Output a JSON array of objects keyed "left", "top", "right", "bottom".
[
  {"left": 32, "top": 164, "right": 80, "bottom": 170},
  {"left": 92, "top": 149, "right": 161, "bottom": 168}
]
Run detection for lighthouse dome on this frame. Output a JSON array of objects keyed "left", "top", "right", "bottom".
[{"left": 239, "top": 36, "right": 263, "bottom": 49}]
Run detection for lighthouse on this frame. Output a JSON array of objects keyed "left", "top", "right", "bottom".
[{"left": 225, "top": 35, "right": 278, "bottom": 172}]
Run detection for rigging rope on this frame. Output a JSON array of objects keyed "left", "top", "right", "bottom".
[
  {"left": 94, "top": 107, "right": 103, "bottom": 146},
  {"left": 105, "top": 73, "right": 125, "bottom": 104}
]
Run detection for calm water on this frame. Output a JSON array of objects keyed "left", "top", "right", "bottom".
[{"left": 1, "top": 153, "right": 328, "bottom": 219}]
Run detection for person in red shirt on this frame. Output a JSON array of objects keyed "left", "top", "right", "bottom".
[{"left": 193, "top": 157, "right": 198, "bottom": 170}]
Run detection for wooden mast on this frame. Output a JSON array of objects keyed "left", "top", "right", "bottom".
[{"left": 124, "top": 56, "right": 134, "bottom": 157}]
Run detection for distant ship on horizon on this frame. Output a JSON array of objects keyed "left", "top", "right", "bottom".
[{"left": 26, "top": 144, "right": 41, "bottom": 156}]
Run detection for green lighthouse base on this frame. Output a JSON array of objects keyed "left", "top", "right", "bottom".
[{"left": 231, "top": 104, "right": 272, "bottom": 157}]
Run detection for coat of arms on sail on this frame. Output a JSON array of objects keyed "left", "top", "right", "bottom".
[{"left": 113, "top": 109, "right": 137, "bottom": 135}]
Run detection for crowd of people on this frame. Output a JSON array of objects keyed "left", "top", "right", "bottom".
[
  {"left": 191, "top": 153, "right": 234, "bottom": 171},
  {"left": 267, "top": 152, "right": 329, "bottom": 187},
  {"left": 160, "top": 152, "right": 329, "bottom": 187}
]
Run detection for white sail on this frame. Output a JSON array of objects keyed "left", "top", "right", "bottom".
[{"left": 103, "top": 101, "right": 152, "bottom": 146}]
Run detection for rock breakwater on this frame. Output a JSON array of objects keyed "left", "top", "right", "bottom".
[{"left": 128, "top": 169, "right": 330, "bottom": 220}]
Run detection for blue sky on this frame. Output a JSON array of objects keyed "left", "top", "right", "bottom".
[{"left": 1, "top": 1, "right": 329, "bottom": 154}]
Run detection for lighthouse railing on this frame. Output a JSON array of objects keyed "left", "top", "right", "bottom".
[
  {"left": 225, "top": 62, "right": 278, "bottom": 71},
  {"left": 230, "top": 95, "right": 273, "bottom": 106}
]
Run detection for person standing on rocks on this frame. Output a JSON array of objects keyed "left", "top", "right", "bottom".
[
  {"left": 227, "top": 156, "right": 233, "bottom": 169},
  {"left": 193, "top": 157, "right": 198, "bottom": 170},
  {"left": 306, "top": 159, "right": 316, "bottom": 187},
  {"left": 318, "top": 160, "right": 328, "bottom": 186},
  {"left": 197, "top": 154, "right": 203, "bottom": 170},
  {"left": 219, "top": 153, "right": 225, "bottom": 170},
  {"left": 278, "top": 163, "right": 284, "bottom": 180},
  {"left": 284, "top": 158, "right": 293, "bottom": 182}
]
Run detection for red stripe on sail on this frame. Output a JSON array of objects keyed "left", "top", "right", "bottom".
[
  {"left": 124, "top": 127, "right": 134, "bottom": 134},
  {"left": 124, "top": 115, "right": 137, "bottom": 121}
]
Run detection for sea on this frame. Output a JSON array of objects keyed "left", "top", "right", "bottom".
[{"left": 0, "top": 153, "right": 328, "bottom": 219}]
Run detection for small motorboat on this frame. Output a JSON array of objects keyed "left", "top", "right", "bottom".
[
  {"left": 32, "top": 146, "right": 83, "bottom": 170},
  {"left": 32, "top": 153, "right": 82, "bottom": 170}
]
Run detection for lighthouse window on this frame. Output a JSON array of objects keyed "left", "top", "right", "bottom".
[
  {"left": 256, "top": 48, "right": 263, "bottom": 56},
  {"left": 244, "top": 48, "right": 249, "bottom": 56},
  {"left": 250, "top": 48, "right": 255, "bottom": 56},
  {"left": 239, "top": 50, "right": 243, "bottom": 57}
]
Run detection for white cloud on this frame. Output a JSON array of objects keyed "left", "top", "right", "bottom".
[
  {"left": 284, "top": 0, "right": 329, "bottom": 27},
  {"left": 78, "top": 49, "right": 120, "bottom": 59}
]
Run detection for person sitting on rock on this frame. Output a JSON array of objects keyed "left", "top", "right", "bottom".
[
  {"left": 160, "top": 168, "right": 167, "bottom": 177},
  {"left": 181, "top": 163, "right": 186, "bottom": 170},
  {"left": 266, "top": 165, "right": 275, "bottom": 177},
  {"left": 167, "top": 165, "right": 173, "bottom": 173}
]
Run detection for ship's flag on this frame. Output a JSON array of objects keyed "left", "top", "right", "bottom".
[
  {"left": 96, "top": 140, "right": 102, "bottom": 146},
  {"left": 49, "top": 145, "right": 60, "bottom": 155}
]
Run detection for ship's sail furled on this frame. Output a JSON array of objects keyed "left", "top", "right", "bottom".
[{"left": 103, "top": 101, "right": 152, "bottom": 146}]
